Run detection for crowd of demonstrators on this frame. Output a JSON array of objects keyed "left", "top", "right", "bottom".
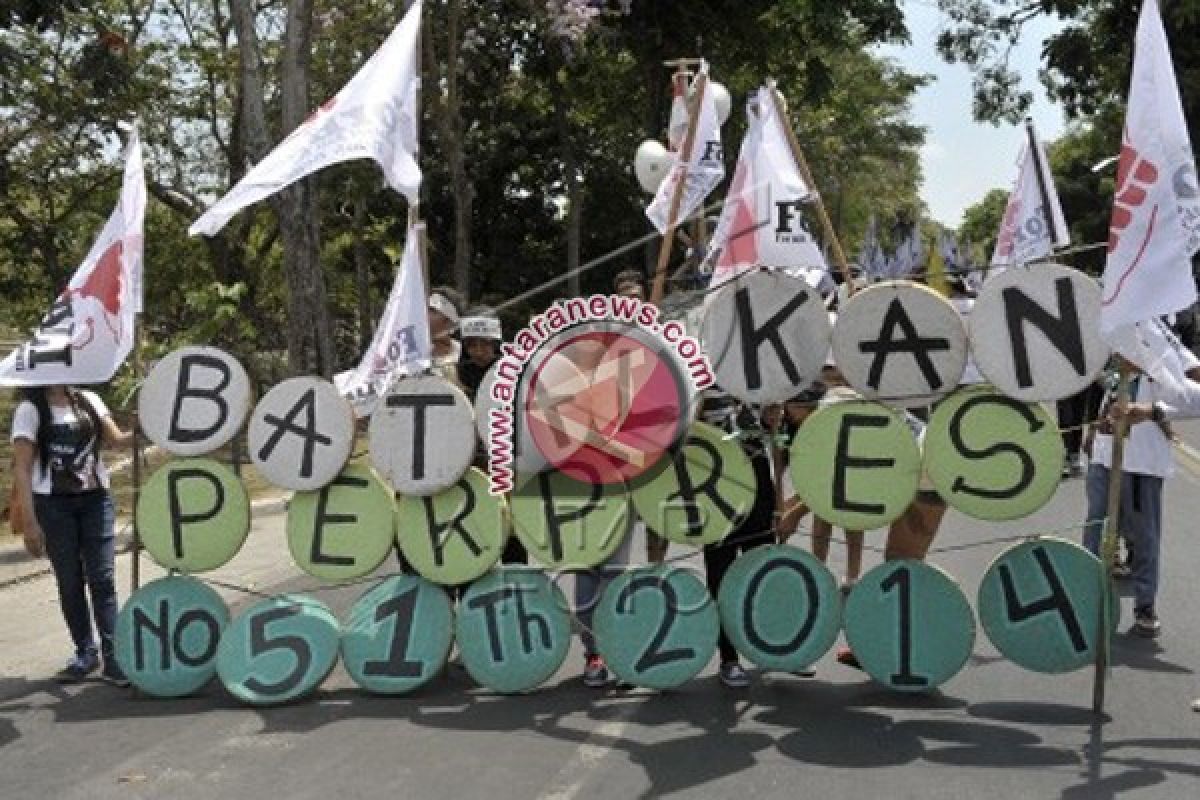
[{"left": 9, "top": 386, "right": 133, "bottom": 686}]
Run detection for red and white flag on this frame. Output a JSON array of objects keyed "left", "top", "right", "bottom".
[
  {"left": 646, "top": 61, "right": 725, "bottom": 234},
  {"left": 334, "top": 222, "right": 432, "bottom": 417},
  {"left": 705, "top": 86, "right": 825, "bottom": 291},
  {"left": 190, "top": 0, "right": 422, "bottom": 236},
  {"left": 0, "top": 128, "right": 145, "bottom": 386},
  {"left": 1100, "top": 0, "right": 1200, "bottom": 388},
  {"left": 990, "top": 120, "right": 1069, "bottom": 271}
]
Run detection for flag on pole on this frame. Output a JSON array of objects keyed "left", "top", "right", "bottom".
[
  {"left": 334, "top": 222, "right": 432, "bottom": 418},
  {"left": 991, "top": 121, "right": 1070, "bottom": 270},
  {"left": 189, "top": 0, "right": 423, "bottom": 236},
  {"left": 646, "top": 61, "right": 725, "bottom": 234},
  {"left": 1100, "top": 0, "right": 1200, "bottom": 389},
  {"left": 0, "top": 128, "right": 146, "bottom": 386},
  {"left": 704, "top": 87, "right": 825, "bottom": 290},
  {"left": 666, "top": 71, "right": 690, "bottom": 152}
]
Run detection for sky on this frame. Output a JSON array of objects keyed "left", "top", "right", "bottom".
[{"left": 879, "top": 2, "right": 1068, "bottom": 228}]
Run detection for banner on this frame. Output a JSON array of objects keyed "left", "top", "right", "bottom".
[
  {"left": 189, "top": 0, "right": 422, "bottom": 236},
  {"left": 334, "top": 223, "right": 432, "bottom": 416},
  {"left": 991, "top": 121, "right": 1070, "bottom": 270},
  {"left": 1100, "top": 0, "right": 1200, "bottom": 389},
  {"left": 0, "top": 128, "right": 145, "bottom": 386},
  {"left": 646, "top": 61, "right": 725, "bottom": 234},
  {"left": 705, "top": 87, "right": 825, "bottom": 289}
]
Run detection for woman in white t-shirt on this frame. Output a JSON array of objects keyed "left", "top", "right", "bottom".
[{"left": 10, "top": 385, "right": 132, "bottom": 685}]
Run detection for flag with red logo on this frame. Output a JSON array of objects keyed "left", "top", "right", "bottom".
[
  {"left": 990, "top": 121, "right": 1070, "bottom": 271},
  {"left": 1100, "top": 1, "right": 1200, "bottom": 389},
  {"left": 189, "top": 0, "right": 422, "bottom": 236},
  {"left": 334, "top": 222, "right": 431, "bottom": 417},
  {"left": 646, "top": 61, "right": 725, "bottom": 234},
  {"left": 704, "top": 86, "right": 824, "bottom": 291},
  {"left": 0, "top": 128, "right": 145, "bottom": 386}
]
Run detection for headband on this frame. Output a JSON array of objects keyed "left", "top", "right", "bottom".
[{"left": 428, "top": 293, "right": 460, "bottom": 325}]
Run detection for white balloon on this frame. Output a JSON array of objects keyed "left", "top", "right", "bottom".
[
  {"left": 708, "top": 81, "right": 732, "bottom": 125},
  {"left": 634, "top": 139, "right": 671, "bottom": 194}
]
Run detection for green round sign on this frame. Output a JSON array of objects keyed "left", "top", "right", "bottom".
[
  {"left": 716, "top": 545, "right": 841, "bottom": 672},
  {"left": 396, "top": 467, "right": 507, "bottom": 586},
  {"left": 511, "top": 471, "right": 631, "bottom": 569},
  {"left": 844, "top": 560, "right": 975, "bottom": 692},
  {"left": 924, "top": 386, "right": 1063, "bottom": 520},
  {"left": 789, "top": 402, "right": 921, "bottom": 530},
  {"left": 287, "top": 464, "right": 397, "bottom": 581},
  {"left": 594, "top": 565, "right": 719, "bottom": 690},
  {"left": 115, "top": 576, "right": 229, "bottom": 697},
  {"left": 217, "top": 594, "right": 341, "bottom": 706},
  {"left": 456, "top": 569, "right": 571, "bottom": 693},
  {"left": 137, "top": 459, "right": 250, "bottom": 572},
  {"left": 979, "top": 538, "right": 1117, "bottom": 674},
  {"left": 630, "top": 422, "right": 757, "bottom": 546},
  {"left": 342, "top": 575, "right": 455, "bottom": 694}
]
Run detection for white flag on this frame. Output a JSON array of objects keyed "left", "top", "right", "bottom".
[
  {"left": 991, "top": 124, "right": 1070, "bottom": 271},
  {"left": 190, "top": 1, "right": 422, "bottom": 236},
  {"left": 1100, "top": 0, "right": 1200, "bottom": 387},
  {"left": 0, "top": 129, "right": 145, "bottom": 386},
  {"left": 334, "top": 222, "right": 432, "bottom": 418},
  {"left": 705, "top": 87, "right": 824, "bottom": 291},
  {"left": 646, "top": 61, "right": 725, "bottom": 234}
]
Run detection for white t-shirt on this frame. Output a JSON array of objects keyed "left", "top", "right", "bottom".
[
  {"left": 1091, "top": 376, "right": 1174, "bottom": 478},
  {"left": 10, "top": 391, "right": 112, "bottom": 495}
]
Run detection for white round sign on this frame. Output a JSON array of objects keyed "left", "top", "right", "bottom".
[
  {"left": 247, "top": 377, "right": 355, "bottom": 491},
  {"left": 139, "top": 347, "right": 252, "bottom": 456},
  {"left": 369, "top": 375, "right": 476, "bottom": 495},
  {"left": 971, "top": 264, "right": 1108, "bottom": 402},
  {"left": 701, "top": 271, "right": 831, "bottom": 405},
  {"left": 833, "top": 281, "right": 968, "bottom": 408},
  {"left": 474, "top": 361, "right": 551, "bottom": 479}
]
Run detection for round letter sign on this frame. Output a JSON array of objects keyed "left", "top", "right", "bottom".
[
  {"left": 137, "top": 458, "right": 250, "bottom": 572},
  {"left": 139, "top": 346, "right": 252, "bottom": 456}
]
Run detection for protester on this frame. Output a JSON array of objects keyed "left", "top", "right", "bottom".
[
  {"left": 428, "top": 286, "right": 464, "bottom": 385},
  {"left": 457, "top": 307, "right": 503, "bottom": 404},
  {"left": 10, "top": 385, "right": 132, "bottom": 686}
]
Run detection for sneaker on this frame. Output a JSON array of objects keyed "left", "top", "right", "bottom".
[
  {"left": 1111, "top": 562, "right": 1132, "bottom": 579},
  {"left": 790, "top": 667, "right": 817, "bottom": 678},
  {"left": 1192, "top": 698, "right": 1200, "bottom": 713},
  {"left": 56, "top": 650, "right": 100, "bottom": 683},
  {"left": 583, "top": 655, "right": 610, "bottom": 688},
  {"left": 1133, "top": 607, "right": 1161, "bottom": 638},
  {"left": 836, "top": 646, "right": 863, "bottom": 671},
  {"left": 718, "top": 661, "right": 750, "bottom": 689},
  {"left": 100, "top": 661, "right": 131, "bottom": 688},
  {"left": 1062, "top": 453, "right": 1085, "bottom": 479}
]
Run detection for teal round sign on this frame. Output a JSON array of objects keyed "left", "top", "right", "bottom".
[
  {"left": 789, "top": 402, "right": 921, "bottom": 531},
  {"left": 456, "top": 569, "right": 571, "bottom": 693},
  {"left": 924, "top": 386, "right": 1063, "bottom": 521},
  {"left": 716, "top": 545, "right": 841, "bottom": 672},
  {"left": 630, "top": 421, "right": 758, "bottom": 546},
  {"left": 510, "top": 471, "right": 631, "bottom": 569},
  {"left": 979, "top": 538, "right": 1116, "bottom": 674},
  {"left": 217, "top": 594, "right": 341, "bottom": 705},
  {"left": 594, "top": 565, "right": 719, "bottom": 690},
  {"left": 115, "top": 576, "right": 229, "bottom": 697},
  {"left": 342, "top": 575, "right": 455, "bottom": 694},
  {"left": 844, "top": 560, "right": 975, "bottom": 692}
]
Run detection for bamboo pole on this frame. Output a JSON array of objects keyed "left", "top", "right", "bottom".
[
  {"left": 1093, "top": 364, "right": 1132, "bottom": 715},
  {"left": 766, "top": 81, "right": 856, "bottom": 296},
  {"left": 649, "top": 66, "right": 707, "bottom": 306},
  {"left": 130, "top": 317, "right": 144, "bottom": 592},
  {"left": 1025, "top": 116, "right": 1064, "bottom": 251}
]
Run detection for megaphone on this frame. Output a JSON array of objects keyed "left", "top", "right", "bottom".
[{"left": 634, "top": 139, "right": 671, "bottom": 194}]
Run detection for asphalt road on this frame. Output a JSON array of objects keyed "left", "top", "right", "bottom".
[{"left": 2, "top": 427, "right": 1199, "bottom": 800}]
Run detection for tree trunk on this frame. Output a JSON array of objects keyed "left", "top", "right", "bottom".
[
  {"left": 353, "top": 198, "right": 373, "bottom": 352},
  {"left": 555, "top": 79, "right": 583, "bottom": 297}
]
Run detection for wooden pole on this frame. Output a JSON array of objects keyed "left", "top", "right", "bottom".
[
  {"left": 1093, "top": 364, "right": 1132, "bottom": 715},
  {"left": 130, "top": 317, "right": 144, "bottom": 592},
  {"left": 766, "top": 81, "right": 856, "bottom": 296},
  {"left": 1025, "top": 116, "right": 1064, "bottom": 250},
  {"left": 650, "top": 67, "right": 707, "bottom": 306}
]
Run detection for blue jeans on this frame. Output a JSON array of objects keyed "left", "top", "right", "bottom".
[
  {"left": 34, "top": 491, "right": 118, "bottom": 661},
  {"left": 575, "top": 518, "right": 637, "bottom": 658},
  {"left": 1083, "top": 464, "right": 1163, "bottom": 611}
]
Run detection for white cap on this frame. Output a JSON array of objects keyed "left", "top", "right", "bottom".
[{"left": 460, "top": 316, "right": 502, "bottom": 341}]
